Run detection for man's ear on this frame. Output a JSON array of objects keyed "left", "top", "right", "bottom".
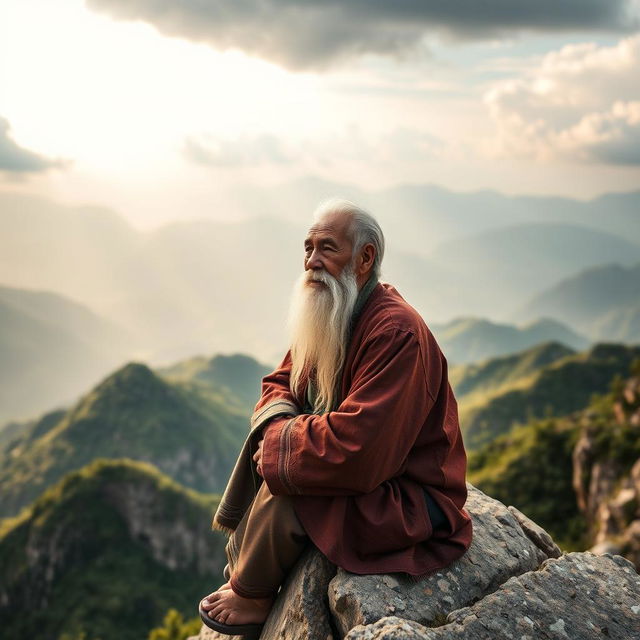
[{"left": 357, "top": 242, "right": 376, "bottom": 276}]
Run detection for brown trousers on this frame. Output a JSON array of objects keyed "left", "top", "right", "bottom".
[{"left": 224, "top": 480, "right": 309, "bottom": 598}]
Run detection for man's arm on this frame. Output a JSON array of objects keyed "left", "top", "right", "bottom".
[
  {"left": 250, "top": 350, "right": 301, "bottom": 432},
  {"left": 260, "top": 327, "right": 442, "bottom": 496}
]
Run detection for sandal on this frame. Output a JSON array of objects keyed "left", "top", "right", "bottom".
[{"left": 198, "top": 599, "right": 264, "bottom": 639}]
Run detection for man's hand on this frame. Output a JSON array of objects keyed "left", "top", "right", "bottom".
[{"left": 253, "top": 438, "right": 264, "bottom": 477}]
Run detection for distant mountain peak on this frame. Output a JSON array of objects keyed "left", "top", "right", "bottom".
[
  {"left": 0, "top": 355, "right": 249, "bottom": 518},
  {"left": 92, "top": 361, "right": 163, "bottom": 393},
  {"left": 57, "top": 361, "right": 191, "bottom": 441},
  {"left": 208, "top": 352, "right": 262, "bottom": 367},
  {"left": 197, "top": 353, "right": 271, "bottom": 408},
  {"left": 522, "top": 317, "right": 572, "bottom": 330}
]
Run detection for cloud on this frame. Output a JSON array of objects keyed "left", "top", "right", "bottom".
[
  {"left": 182, "top": 125, "right": 446, "bottom": 169},
  {"left": 0, "top": 116, "right": 69, "bottom": 174},
  {"left": 184, "top": 133, "right": 295, "bottom": 167},
  {"left": 484, "top": 34, "right": 640, "bottom": 165},
  {"left": 86, "top": 0, "right": 640, "bottom": 70},
  {"left": 555, "top": 101, "right": 640, "bottom": 164}
]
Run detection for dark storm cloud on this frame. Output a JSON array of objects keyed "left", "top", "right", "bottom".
[
  {"left": 85, "top": 0, "right": 640, "bottom": 70},
  {"left": 0, "top": 117, "right": 68, "bottom": 174}
]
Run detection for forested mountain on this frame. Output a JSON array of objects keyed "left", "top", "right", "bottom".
[
  {"left": 450, "top": 340, "right": 576, "bottom": 401},
  {"left": 0, "top": 361, "right": 250, "bottom": 517},
  {"left": 0, "top": 458, "right": 225, "bottom": 640},
  {"left": 158, "top": 352, "right": 272, "bottom": 411},
  {"left": 468, "top": 357, "right": 640, "bottom": 559},
  {"left": 454, "top": 342, "right": 640, "bottom": 450}
]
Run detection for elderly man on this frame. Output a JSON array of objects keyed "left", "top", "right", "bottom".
[{"left": 199, "top": 198, "right": 473, "bottom": 637}]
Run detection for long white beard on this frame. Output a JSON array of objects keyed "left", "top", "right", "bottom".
[{"left": 287, "top": 264, "right": 359, "bottom": 413}]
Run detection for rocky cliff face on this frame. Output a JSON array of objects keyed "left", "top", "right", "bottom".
[
  {"left": 191, "top": 484, "right": 640, "bottom": 640},
  {"left": 573, "top": 370, "right": 640, "bottom": 567},
  {"left": 0, "top": 458, "right": 227, "bottom": 640}
]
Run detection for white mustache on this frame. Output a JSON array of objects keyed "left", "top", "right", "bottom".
[{"left": 306, "top": 270, "right": 334, "bottom": 284}]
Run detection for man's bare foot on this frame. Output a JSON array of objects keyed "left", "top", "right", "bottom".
[
  {"left": 201, "top": 581, "right": 231, "bottom": 605},
  {"left": 201, "top": 585, "right": 273, "bottom": 626}
]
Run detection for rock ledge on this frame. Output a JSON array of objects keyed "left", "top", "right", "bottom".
[{"left": 193, "top": 484, "right": 640, "bottom": 640}]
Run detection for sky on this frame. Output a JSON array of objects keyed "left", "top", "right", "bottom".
[{"left": 1, "top": 0, "right": 639, "bottom": 230}]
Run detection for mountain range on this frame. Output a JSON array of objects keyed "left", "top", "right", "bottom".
[
  {"left": 0, "top": 281, "right": 593, "bottom": 424},
  {"left": 2, "top": 177, "right": 639, "bottom": 640},
  {"left": 453, "top": 341, "right": 640, "bottom": 450},
  {"left": 467, "top": 356, "right": 640, "bottom": 556},
  {"left": 1, "top": 185, "right": 638, "bottom": 373},
  {"left": 0, "top": 283, "right": 135, "bottom": 423},
  {"left": 512, "top": 262, "right": 640, "bottom": 344},
  {"left": 0, "top": 355, "right": 265, "bottom": 518},
  {"left": 431, "top": 316, "right": 588, "bottom": 365},
  {"left": 0, "top": 458, "right": 225, "bottom": 640},
  {"left": 0, "top": 337, "right": 638, "bottom": 638},
  {"left": 224, "top": 176, "right": 640, "bottom": 251}
]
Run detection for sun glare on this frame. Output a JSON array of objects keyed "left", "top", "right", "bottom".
[{"left": 0, "top": 0, "right": 320, "bottom": 172}]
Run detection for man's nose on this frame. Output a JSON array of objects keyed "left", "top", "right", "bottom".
[{"left": 305, "top": 248, "right": 323, "bottom": 270}]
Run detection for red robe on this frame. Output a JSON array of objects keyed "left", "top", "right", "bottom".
[{"left": 257, "top": 282, "right": 473, "bottom": 576}]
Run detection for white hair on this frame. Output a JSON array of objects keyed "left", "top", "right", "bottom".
[
  {"left": 311, "top": 197, "right": 385, "bottom": 279},
  {"left": 287, "top": 262, "right": 359, "bottom": 413},
  {"left": 287, "top": 198, "right": 385, "bottom": 413}
]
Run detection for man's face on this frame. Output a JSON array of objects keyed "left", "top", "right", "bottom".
[{"left": 303, "top": 211, "right": 354, "bottom": 286}]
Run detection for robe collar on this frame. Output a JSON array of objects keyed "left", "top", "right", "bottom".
[{"left": 348, "top": 272, "right": 379, "bottom": 340}]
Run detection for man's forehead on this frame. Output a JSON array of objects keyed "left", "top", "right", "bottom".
[{"left": 306, "top": 212, "right": 351, "bottom": 240}]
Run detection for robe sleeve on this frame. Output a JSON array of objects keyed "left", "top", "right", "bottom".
[
  {"left": 260, "top": 327, "right": 440, "bottom": 496},
  {"left": 250, "top": 350, "right": 301, "bottom": 432}
]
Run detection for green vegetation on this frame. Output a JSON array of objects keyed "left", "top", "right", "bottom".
[
  {"left": 0, "top": 352, "right": 272, "bottom": 639},
  {"left": 450, "top": 340, "right": 575, "bottom": 401},
  {"left": 458, "top": 342, "right": 640, "bottom": 450},
  {"left": 587, "top": 371, "right": 640, "bottom": 475},
  {"left": 468, "top": 357, "right": 640, "bottom": 552},
  {"left": 468, "top": 416, "right": 586, "bottom": 550},
  {"left": 148, "top": 608, "right": 201, "bottom": 640},
  {"left": 159, "top": 353, "right": 271, "bottom": 412},
  {"left": 0, "top": 458, "right": 225, "bottom": 640},
  {"left": 0, "top": 361, "right": 249, "bottom": 517},
  {"left": 58, "top": 631, "right": 103, "bottom": 640}
]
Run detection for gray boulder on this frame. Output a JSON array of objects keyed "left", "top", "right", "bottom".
[
  {"left": 343, "top": 617, "right": 431, "bottom": 639},
  {"left": 259, "top": 545, "right": 337, "bottom": 639},
  {"left": 346, "top": 552, "right": 640, "bottom": 639},
  {"left": 329, "top": 484, "right": 554, "bottom": 635},
  {"left": 192, "top": 484, "right": 639, "bottom": 640}
]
